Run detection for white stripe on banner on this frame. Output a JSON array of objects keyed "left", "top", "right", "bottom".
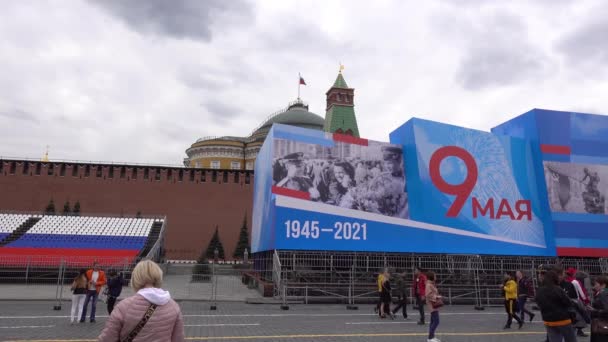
[{"left": 275, "top": 195, "right": 546, "bottom": 248}]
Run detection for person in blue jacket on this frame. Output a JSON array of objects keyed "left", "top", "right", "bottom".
[{"left": 106, "top": 270, "right": 123, "bottom": 314}]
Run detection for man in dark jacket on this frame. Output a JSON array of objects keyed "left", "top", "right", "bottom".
[
  {"left": 392, "top": 271, "right": 408, "bottom": 319},
  {"left": 516, "top": 270, "right": 536, "bottom": 322},
  {"left": 106, "top": 270, "right": 123, "bottom": 314},
  {"left": 536, "top": 269, "right": 577, "bottom": 342}
]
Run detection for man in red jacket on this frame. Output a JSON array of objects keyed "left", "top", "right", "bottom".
[
  {"left": 412, "top": 267, "right": 427, "bottom": 325},
  {"left": 80, "top": 261, "right": 107, "bottom": 323}
]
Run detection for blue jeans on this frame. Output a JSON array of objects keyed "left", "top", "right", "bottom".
[
  {"left": 517, "top": 295, "right": 534, "bottom": 320},
  {"left": 546, "top": 324, "right": 576, "bottom": 342},
  {"left": 429, "top": 311, "right": 440, "bottom": 339},
  {"left": 80, "top": 290, "right": 98, "bottom": 322}
]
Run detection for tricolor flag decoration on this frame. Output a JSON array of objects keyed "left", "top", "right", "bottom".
[{"left": 299, "top": 75, "right": 306, "bottom": 85}]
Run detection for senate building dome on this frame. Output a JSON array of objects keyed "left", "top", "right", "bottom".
[
  {"left": 183, "top": 71, "right": 359, "bottom": 170},
  {"left": 249, "top": 100, "right": 325, "bottom": 143}
]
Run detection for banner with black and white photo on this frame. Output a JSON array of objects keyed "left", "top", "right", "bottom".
[{"left": 544, "top": 161, "right": 608, "bottom": 214}]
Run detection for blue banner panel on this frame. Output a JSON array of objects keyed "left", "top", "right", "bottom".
[
  {"left": 273, "top": 196, "right": 551, "bottom": 256},
  {"left": 492, "top": 109, "right": 608, "bottom": 256},
  {"left": 252, "top": 121, "right": 556, "bottom": 256},
  {"left": 391, "top": 119, "right": 555, "bottom": 256}
]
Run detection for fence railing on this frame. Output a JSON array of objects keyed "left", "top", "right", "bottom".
[
  {"left": 3, "top": 251, "right": 608, "bottom": 308},
  {"left": 0, "top": 257, "right": 257, "bottom": 308},
  {"left": 267, "top": 250, "right": 608, "bottom": 307}
]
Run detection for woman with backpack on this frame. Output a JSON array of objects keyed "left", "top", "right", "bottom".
[
  {"left": 98, "top": 260, "right": 184, "bottom": 341},
  {"left": 70, "top": 269, "right": 88, "bottom": 324}
]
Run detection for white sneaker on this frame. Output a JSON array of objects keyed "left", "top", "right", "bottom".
[{"left": 427, "top": 338, "right": 440, "bottom": 342}]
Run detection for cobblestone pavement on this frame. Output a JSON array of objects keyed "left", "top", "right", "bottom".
[{"left": 0, "top": 301, "right": 571, "bottom": 342}]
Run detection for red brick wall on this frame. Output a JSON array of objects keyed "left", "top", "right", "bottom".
[{"left": 0, "top": 160, "right": 253, "bottom": 260}]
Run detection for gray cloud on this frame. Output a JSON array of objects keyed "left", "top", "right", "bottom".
[
  {"left": 90, "top": 0, "right": 253, "bottom": 41},
  {"left": 457, "top": 43, "right": 549, "bottom": 90},
  {"left": 0, "top": 109, "right": 39, "bottom": 124},
  {"left": 179, "top": 71, "right": 226, "bottom": 91},
  {"left": 556, "top": 4, "right": 608, "bottom": 68},
  {"left": 452, "top": 12, "right": 555, "bottom": 90},
  {"left": 202, "top": 99, "right": 242, "bottom": 124}
]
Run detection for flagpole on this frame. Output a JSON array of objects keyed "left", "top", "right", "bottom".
[{"left": 298, "top": 73, "right": 301, "bottom": 100}]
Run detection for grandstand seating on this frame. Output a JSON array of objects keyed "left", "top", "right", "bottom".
[
  {"left": 0, "top": 214, "right": 31, "bottom": 241},
  {"left": 0, "top": 213, "right": 165, "bottom": 266}
]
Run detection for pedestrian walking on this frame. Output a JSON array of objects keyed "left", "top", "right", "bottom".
[
  {"left": 98, "top": 260, "right": 184, "bottom": 341},
  {"left": 374, "top": 268, "right": 388, "bottom": 317},
  {"left": 106, "top": 270, "right": 124, "bottom": 314},
  {"left": 392, "top": 270, "right": 408, "bottom": 319},
  {"left": 536, "top": 268, "right": 578, "bottom": 342},
  {"left": 426, "top": 271, "right": 443, "bottom": 342},
  {"left": 380, "top": 269, "right": 394, "bottom": 319},
  {"left": 80, "top": 261, "right": 106, "bottom": 323},
  {"left": 516, "top": 270, "right": 536, "bottom": 322},
  {"left": 70, "top": 269, "right": 87, "bottom": 324},
  {"left": 503, "top": 272, "right": 524, "bottom": 329},
  {"left": 413, "top": 267, "right": 427, "bottom": 325},
  {"left": 567, "top": 268, "right": 590, "bottom": 337},
  {"left": 589, "top": 275, "right": 608, "bottom": 342}
]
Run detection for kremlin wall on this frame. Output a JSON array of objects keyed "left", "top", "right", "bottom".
[{"left": 0, "top": 72, "right": 360, "bottom": 260}]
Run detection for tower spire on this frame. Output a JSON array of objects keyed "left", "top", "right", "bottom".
[
  {"left": 42, "top": 145, "right": 49, "bottom": 162},
  {"left": 324, "top": 68, "right": 360, "bottom": 137}
]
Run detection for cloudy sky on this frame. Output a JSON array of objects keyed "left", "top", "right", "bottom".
[{"left": 1, "top": 0, "right": 607, "bottom": 165}]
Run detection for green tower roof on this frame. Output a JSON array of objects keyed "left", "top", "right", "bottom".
[
  {"left": 332, "top": 73, "right": 349, "bottom": 88},
  {"left": 324, "top": 105, "right": 360, "bottom": 137}
]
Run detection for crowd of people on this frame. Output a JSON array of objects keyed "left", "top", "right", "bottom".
[
  {"left": 272, "top": 146, "right": 408, "bottom": 218},
  {"left": 374, "top": 267, "right": 443, "bottom": 342},
  {"left": 69, "top": 260, "right": 184, "bottom": 341},
  {"left": 374, "top": 266, "right": 608, "bottom": 342},
  {"left": 62, "top": 259, "right": 608, "bottom": 342}
]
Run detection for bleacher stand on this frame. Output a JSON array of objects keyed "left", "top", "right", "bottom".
[
  {"left": 0, "top": 213, "right": 165, "bottom": 267},
  {"left": 0, "top": 214, "right": 31, "bottom": 241}
]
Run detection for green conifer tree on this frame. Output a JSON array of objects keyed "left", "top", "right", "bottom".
[{"left": 233, "top": 214, "right": 250, "bottom": 258}]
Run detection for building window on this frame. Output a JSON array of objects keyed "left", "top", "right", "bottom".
[
  {"left": 195, "top": 161, "right": 201, "bottom": 168},
  {"left": 246, "top": 162, "right": 253, "bottom": 170},
  {"left": 210, "top": 161, "right": 220, "bottom": 169},
  {"left": 230, "top": 161, "right": 241, "bottom": 170}
]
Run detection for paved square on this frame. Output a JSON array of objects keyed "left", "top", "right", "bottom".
[{"left": 0, "top": 301, "right": 565, "bottom": 342}]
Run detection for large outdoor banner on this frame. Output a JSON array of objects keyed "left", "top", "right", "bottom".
[
  {"left": 493, "top": 109, "right": 608, "bottom": 257},
  {"left": 252, "top": 122, "right": 556, "bottom": 256},
  {"left": 391, "top": 119, "right": 555, "bottom": 255}
]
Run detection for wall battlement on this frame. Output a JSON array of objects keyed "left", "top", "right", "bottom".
[{"left": 0, "top": 159, "right": 254, "bottom": 260}]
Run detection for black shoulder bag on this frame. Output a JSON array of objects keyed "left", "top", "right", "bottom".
[{"left": 122, "top": 304, "right": 157, "bottom": 342}]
